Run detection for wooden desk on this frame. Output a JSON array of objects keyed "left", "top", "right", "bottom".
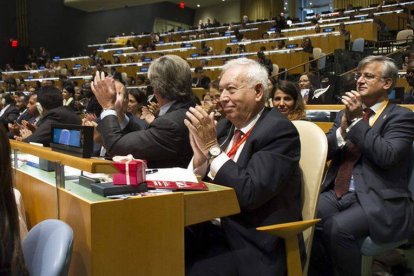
[
  {"left": 11, "top": 141, "right": 239, "bottom": 276},
  {"left": 56, "top": 57, "right": 92, "bottom": 70},
  {"left": 283, "top": 20, "right": 378, "bottom": 42},
  {"left": 235, "top": 33, "right": 344, "bottom": 54}
]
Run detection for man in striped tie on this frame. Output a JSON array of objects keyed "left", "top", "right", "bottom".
[
  {"left": 310, "top": 55, "right": 414, "bottom": 276},
  {"left": 185, "top": 58, "right": 302, "bottom": 275}
]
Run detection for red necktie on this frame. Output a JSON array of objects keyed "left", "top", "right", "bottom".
[
  {"left": 228, "top": 130, "right": 243, "bottom": 160},
  {"left": 334, "top": 108, "right": 374, "bottom": 198}
]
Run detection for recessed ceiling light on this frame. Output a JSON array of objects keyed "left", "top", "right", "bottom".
[{"left": 197, "top": 4, "right": 200, "bottom": 7}]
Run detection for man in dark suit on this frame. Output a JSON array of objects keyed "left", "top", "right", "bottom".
[
  {"left": 0, "top": 93, "right": 19, "bottom": 130},
  {"left": 18, "top": 86, "right": 81, "bottom": 146},
  {"left": 310, "top": 56, "right": 414, "bottom": 276},
  {"left": 185, "top": 58, "right": 302, "bottom": 275},
  {"left": 91, "top": 55, "right": 196, "bottom": 168},
  {"left": 192, "top": 66, "right": 211, "bottom": 90},
  {"left": 403, "top": 59, "right": 414, "bottom": 104}
]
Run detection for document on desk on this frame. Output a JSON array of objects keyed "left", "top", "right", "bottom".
[{"left": 145, "top": 168, "right": 208, "bottom": 190}]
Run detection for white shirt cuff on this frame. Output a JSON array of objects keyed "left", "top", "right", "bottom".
[
  {"left": 100, "top": 109, "right": 129, "bottom": 130},
  {"left": 100, "top": 109, "right": 117, "bottom": 119},
  {"left": 208, "top": 153, "right": 230, "bottom": 180},
  {"left": 346, "top": 118, "right": 362, "bottom": 133},
  {"left": 336, "top": 127, "right": 346, "bottom": 148}
]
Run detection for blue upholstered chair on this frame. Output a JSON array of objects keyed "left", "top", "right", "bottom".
[
  {"left": 360, "top": 143, "right": 414, "bottom": 276},
  {"left": 22, "top": 219, "right": 74, "bottom": 276}
]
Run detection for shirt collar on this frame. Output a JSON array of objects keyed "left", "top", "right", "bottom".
[
  {"left": 236, "top": 108, "right": 265, "bottom": 134},
  {"left": 363, "top": 100, "right": 384, "bottom": 114},
  {"left": 158, "top": 100, "right": 176, "bottom": 116}
]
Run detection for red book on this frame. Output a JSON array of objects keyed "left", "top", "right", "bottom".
[{"left": 146, "top": 180, "right": 208, "bottom": 191}]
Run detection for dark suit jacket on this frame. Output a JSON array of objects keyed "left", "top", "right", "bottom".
[
  {"left": 323, "top": 103, "right": 414, "bottom": 243},
  {"left": 97, "top": 100, "right": 195, "bottom": 168},
  {"left": 212, "top": 108, "right": 302, "bottom": 275},
  {"left": 24, "top": 106, "right": 81, "bottom": 146},
  {"left": 0, "top": 105, "right": 19, "bottom": 130},
  {"left": 403, "top": 88, "right": 414, "bottom": 104},
  {"left": 16, "top": 109, "right": 34, "bottom": 124},
  {"left": 192, "top": 76, "right": 211, "bottom": 90}
]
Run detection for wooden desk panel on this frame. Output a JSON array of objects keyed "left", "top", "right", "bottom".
[
  {"left": 284, "top": 21, "right": 378, "bottom": 42},
  {"left": 14, "top": 161, "right": 239, "bottom": 276},
  {"left": 242, "top": 35, "right": 344, "bottom": 55}
]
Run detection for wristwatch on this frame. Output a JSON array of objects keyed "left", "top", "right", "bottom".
[{"left": 208, "top": 145, "right": 222, "bottom": 160}]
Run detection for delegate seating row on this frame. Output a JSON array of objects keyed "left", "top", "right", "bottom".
[{"left": 106, "top": 1, "right": 413, "bottom": 49}]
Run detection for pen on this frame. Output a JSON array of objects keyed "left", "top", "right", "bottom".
[{"left": 146, "top": 169, "right": 159, "bottom": 174}]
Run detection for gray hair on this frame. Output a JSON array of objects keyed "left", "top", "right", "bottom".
[
  {"left": 221, "top": 58, "right": 269, "bottom": 95},
  {"left": 357, "top": 55, "right": 398, "bottom": 90},
  {"left": 148, "top": 55, "right": 193, "bottom": 102}
]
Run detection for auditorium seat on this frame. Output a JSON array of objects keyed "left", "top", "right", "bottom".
[{"left": 257, "top": 121, "right": 328, "bottom": 276}]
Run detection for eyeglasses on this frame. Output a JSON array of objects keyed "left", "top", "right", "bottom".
[{"left": 354, "top": 73, "right": 384, "bottom": 81}]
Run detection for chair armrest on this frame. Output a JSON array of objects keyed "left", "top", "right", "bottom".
[{"left": 256, "top": 218, "right": 320, "bottom": 239}]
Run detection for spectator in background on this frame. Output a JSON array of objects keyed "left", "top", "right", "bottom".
[
  {"left": 274, "top": 13, "right": 287, "bottom": 30},
  {"left": 301, "top": 37, "right": 314, "bottom": 53},
  {"left": 257, "top": 51, "right": 273, "bottom": 76},
  {"left": 83, "top": 81, "right": 102, "bottom": 117},
  {"left": 339, "top": 23, "right": 351, "bottom": 49},
  {"left": 0, "top": 126, "right": 28, "bottom": 275},
  {"left": 222, "top": 46, "right": 233, "bottom": 55},
  {"left": 272, "top": 80, "right": 306, "bottom": 120},
  {"left": 62, "top": 85, "right": 76, "bottom": 111},
  {"left": 201, "top": 80, "right": 222, "bottom": 120},
  {"left": 192, "top": 66, "right": 211, "bottom": 89},
  {"left": 235, "top": 44, "right": 247, "bottom": 53},
  {"left": 8, "top": 94, "right": 40, "bottom": 138},
  {"left": 127, "top": 88, "right": 148, "bottom": 129},
  {"left": 261, "top": 32, "right": 270, "bottom": 39},
  {"left": 234, "top": 28, "right": 244, "bottom": 41},
  {"left": 298, "top": 72, "right": 320, "bottom": 104},
  {"left": 241, "top": 15, "right": 249, "bottom": 28},
  {"left": 0, "top": 93, "right": 19, "bottom": 130},
  {"left": 404, "top": 59, "right": 414, "bottom": 103},
  {"left": 17, "top": 87, "right": 81, "bottom": 146},
  {"left": 276, "top": 39, "right": 286, "bottom": 50},
  {"left": 15, "top": 95, "right": 28, "bottom": 114},
  {"left": 4, "top": 77, "right": 17, "bottom": 92},
  {"left": 314, "top": 23, "right": 321, "bottom": 33}
]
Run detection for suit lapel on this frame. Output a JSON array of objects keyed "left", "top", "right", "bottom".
[{"left": 371, "top": 102, "right": 395, "bottom": 132}]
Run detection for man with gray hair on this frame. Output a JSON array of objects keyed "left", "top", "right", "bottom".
[
  {"left": 91, "top": 55, "right": 196, "bottom": 168},
  {"left": 185, "top": 58, "right": 302, "bottom": 275},
  {"left": 310, "top": 56, "right": 414, "bottom": 276}
]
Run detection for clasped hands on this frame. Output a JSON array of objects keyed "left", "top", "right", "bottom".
[
  {"left": 91, "top": 71, "right": 126, "bottom": 116},
  {"left": 184, "top": 106, "right": 218, "bottom": 166},
  {"left": 340, "top": 90, "right": 363, "bottom": 135}
]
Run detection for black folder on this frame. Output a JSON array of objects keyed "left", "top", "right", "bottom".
[{"left": 91, "top": 182, "right": 148, "bottom": 197}]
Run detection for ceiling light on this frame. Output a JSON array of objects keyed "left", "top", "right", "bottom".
[{"left": 197, "top": 4, "right": 200, "bottom": 7}]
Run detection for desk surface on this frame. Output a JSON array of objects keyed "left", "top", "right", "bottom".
[{"left": 14, "top": 158, "right": 240, "bottom": 276}]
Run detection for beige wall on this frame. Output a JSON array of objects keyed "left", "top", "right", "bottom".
[{"left": 194, "top": 0, "right": 241, "bottom": 26}]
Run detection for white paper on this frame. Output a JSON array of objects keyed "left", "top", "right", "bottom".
[{"left": 146, "top": 167, "right": 198, "bottom": 183}]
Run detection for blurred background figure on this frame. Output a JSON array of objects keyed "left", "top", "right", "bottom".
[{"left": 271, "top": 80, "right": 306, "bottom": 121}]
